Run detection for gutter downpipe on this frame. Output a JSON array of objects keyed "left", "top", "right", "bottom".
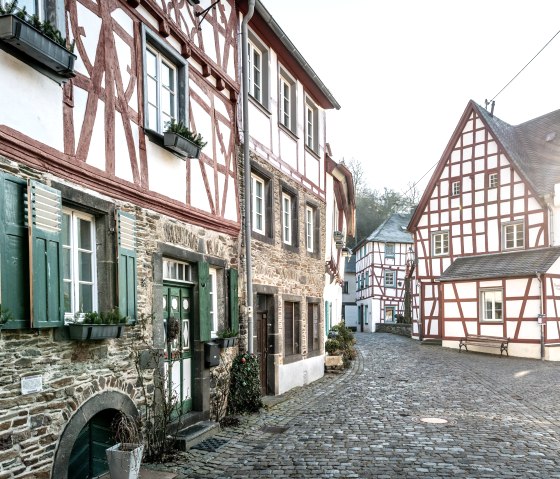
[{"left": 242, "top": 0, "right": 255, "bottom": 354}]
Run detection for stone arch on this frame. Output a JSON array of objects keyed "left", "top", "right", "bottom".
[{"left": 51, "top": 391, "right": 139, "bottom": 479}]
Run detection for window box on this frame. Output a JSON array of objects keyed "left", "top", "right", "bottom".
[
  {"left": 163, "top": 132, "right": 201, "bottom": 159},
  {"left": 68, "top": 323, "right": 126, "bottom": 341},
  {"left": 0, "top": 14, "right": 76, "bottom": 77},
  {"left": 216, "top": 336, "right": 238, "bottom": 349}
]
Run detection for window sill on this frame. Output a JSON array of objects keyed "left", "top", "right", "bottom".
[
  {"left": 249, "top": 95, "right": 271, "bottom": 116},
  {"left": 251, "top": 230, "right": 274, "bottom": 245},
  {"left": 304, "top": 145, "right": 320, "bottom": 160},
  {"left": 283, "top": 353, "right": 303, "bottom": 365},
  {"left": 278, "top": 123, "right": 298, "bottom": 140},
  {"left": 479, "top": 321, "right": 504, "bottom": 325}
]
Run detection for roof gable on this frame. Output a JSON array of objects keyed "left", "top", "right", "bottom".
[{"left": 367, "top": 213, "right": 413, "bottom": 244}]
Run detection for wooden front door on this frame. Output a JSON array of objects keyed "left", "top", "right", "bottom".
[
  {"left": 163, "top": 284, "right": 193, "bottom": 416},
  {"left": 256, "top": 293, "right": 273, "bottom": 395}
]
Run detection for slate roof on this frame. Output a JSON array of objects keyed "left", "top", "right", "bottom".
[
  {"left": 367, "top": 213, "right": 413, "bottom": 244},
  {"left": 439, "top": 247, "right": 560, "bottom": 282},
  {"left": 345, "top": 254, "right": 356, "bottom": 274},
  {"left": 475, "top": 103, "right": 560, "bottom": 197}
]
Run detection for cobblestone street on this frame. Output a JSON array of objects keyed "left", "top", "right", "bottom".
[{"left": 151, "top": 333, "right": 560, "bottom": 478}]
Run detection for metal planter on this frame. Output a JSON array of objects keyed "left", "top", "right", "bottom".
[
  {"left": 68, "top": 324, "right": 126, "bottom": 341},
  {"left": 0, "top": 14, "right": 76, "bottom": 77},
  {"left": 164, "top": 132, "right": 202, "bottom": 159}
]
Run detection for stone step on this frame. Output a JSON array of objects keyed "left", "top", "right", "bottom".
[
  {"left": 174, "top": 420, "right": 220, "bottom": 451},
  {"left": 421, "top": 338, "right": 442, "bottom": 346}
]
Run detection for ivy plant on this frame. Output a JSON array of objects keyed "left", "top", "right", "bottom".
[{"left": 227, "top": 353, "right": 262, "bottom": 415}]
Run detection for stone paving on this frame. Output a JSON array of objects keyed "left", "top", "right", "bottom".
[{"left": 149, "top": 333, "right": 560, "bottom": 478}]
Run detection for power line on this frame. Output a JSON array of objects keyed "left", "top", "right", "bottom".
[
  {"left": 402, "top": 160, "right": 438, "bottom": 197},
  {"left": 490, "top": 27, "right": 560, "bottom": 102}
]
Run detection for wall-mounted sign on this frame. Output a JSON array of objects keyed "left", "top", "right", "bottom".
[{"left": 21, "top": 375, "right": 43, "bottom": 395}]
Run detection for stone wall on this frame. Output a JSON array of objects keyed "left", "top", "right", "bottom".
[
  {"left": 0, "top": 156, "right": 240, "bottom": 478},
  {"left": 375, "top": 322, "right": 413, "bottom": 337}
]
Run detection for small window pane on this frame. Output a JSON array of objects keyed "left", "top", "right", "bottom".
[
  {"left": 62, "top": 213, "right": 70, "bottom": 246},
  {"left": 146, "top": 49, "right": 157, "bottom": 77},
  {"left": 147, "top": 78, "right": 158, "bottom": 105},
  {"left": 79, "top": 252, "right": 93, "bottom": 282},
  {"left": 148, "top": 104, "right": 158, "bottom": 131},
  {"left": 78, "top": 219, "right": 92, "bottom": 250},
  {"left": 63, "top": 249, "right": 71, "bottom": 280},
  {"left": 64, "top": 282, "right": 71, "bottom": 314},
  {"left": 79, "top": 284, "right": 93, "bottom": 313}
]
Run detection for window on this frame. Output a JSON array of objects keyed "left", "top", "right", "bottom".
[
  {"left": 248, "top": 40, "right": 262, "bottom": 103},
  {"left": 251, "top": 173, "right": 265, "bottom": 235},
  {"left": 488, "top": 172, "right": 498, "bottom": 189},
  {"left": 9, "top": 0, "right": 64, "bottom": 29},
  {"left": 63, "top": 209, "right": 97, "bottom": 318},
  {"left": 503, "top": 222, "right": 524, "bottom": 249},
  {"left": 385, "top": 306, "right": 396, "bottom": 322},
  {"left": 343, "top": 281, "right": 349, "bottom": 294},
  {"left": 284, "top": 301, "right": 300, "bottom": 356},
  {"left": 305, "top": 98, "right": 319, "bottom": 152},
  {"left": 247, "top": 32, "right": 269, "bottom": 108},
  {"left": 282, "top": 192, "right": 292, "bottom": 245},
  {"left": 384, "top": 270, "right": 396, "bottom": 288},
  {"left": 480, "top": 289, "right": 503, "bottom": 322},
  {"left": 143, "top": 27, "right": 187, "bottom": 134},
  {"left": 163, "top": 258, "right": 191, "bottom": 282},
  {"left": 365, "top": 270, "right": 370, "bottom": 288},
  {"left": 279, "top": 69, "right": 296, "bottom": 132},
  {"left": 432, "top": 231, "right": 449, "bottom": 256},
  {"left": 385, "top": 243, "right": 395, "bottom": 259},
  {"left": 305, "top": 205, "right": 314, "bottom": 252},
  {"left": 307, "top": 302, "right": 319, "bottom": 352},
  {"left": 451, "top": 181, "right": 461, "bottom": 196},
  {"left": 209, "top": 268, "right": 218, "bottom": 336}
]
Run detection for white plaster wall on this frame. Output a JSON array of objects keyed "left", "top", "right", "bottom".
[
  {"left": 145, "top": 141, "right": 187, "bottom": 203},
  {"left": 344, "top": 305, "right": 359, "bottom": 329},
  {"left": 278, "top": 354, "right": 324, "bottom": 395},
  {"left": 324, "top": 280, "right": 342, "bottom": 327},
  {"left": 0, "top": 52, "right": 64, "bottom": 151}
]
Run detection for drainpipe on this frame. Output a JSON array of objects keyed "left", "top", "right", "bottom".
[
  {"left": 536, "top": 272, "right": 545, "bottom": 360},
  {"left": 242, "top": 0, "right": 255, "bottom": 354}
]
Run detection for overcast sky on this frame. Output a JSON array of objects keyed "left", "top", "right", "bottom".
[{"left": 264, "top": 0, "right": 560, "bottom": 195}]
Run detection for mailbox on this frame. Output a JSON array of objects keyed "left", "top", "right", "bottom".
[{"left": 205, "top": 341, "right": 220, "bottom": 367}]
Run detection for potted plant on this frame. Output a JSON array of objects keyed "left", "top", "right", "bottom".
[
  {"left": 163, "top": 120, "right": 207, "bottom": 159},
  {"left": 216, "top": 328, "right": 238, "bottom": 348},
  {"left": 68, "top": 308, "right": 128, "bottom": 340},
  {"left": 106, "top": 412, "right": 144, "bottom": 479},
  {"left": 0, "top": 0, "right": 76, "bottom": 77}
]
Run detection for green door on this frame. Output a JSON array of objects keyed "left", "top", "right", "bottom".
[
  {"left": 68, "top": 409, "right": 116, "bottom": 478},
  {"left": 163, "top": 285, "right": 193, "bottom": 415}
]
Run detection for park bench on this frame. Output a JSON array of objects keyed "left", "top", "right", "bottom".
[{"left": 459, "top": 334, "right": 509, "bottom": 356}]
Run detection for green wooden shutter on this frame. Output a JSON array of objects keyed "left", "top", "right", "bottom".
[
  {"left": 228, "top": 268, "right": 239, "bottom": 333},
  {"left": 197, "top": 261, "right": 210, "bottom": 342},
  {"left": 28, "top": 180, "right": 64, "bottom": 328},
  {"left": 117, "top": 211, "right": 136, "bottom": 321},
  {"left": 0, "top": 174, "right": 29, "bottom": 329}
]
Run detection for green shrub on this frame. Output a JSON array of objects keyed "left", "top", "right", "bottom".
[
  {"left": 327, "top": 323, "right": 357, "bottom": 368},
  {"left": 227, "top": 353, "right": 262, "bottom": 415}
]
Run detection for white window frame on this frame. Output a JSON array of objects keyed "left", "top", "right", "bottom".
[
  {"left": 305, "top": 100, "right": 318, "bottom": 151},
  {"left": 282, "top": 192, "right": 292, "bottom": 245},
  {"left": 279, "top": 74, "right": 291, "bottom": 129},
  {"left": 63, "top": 208, "right": 98, "bottom": 319},
  {"left": 480, "top": 288, "right": 503, "bottom": 322},
  {"left": 13, "top": 0, "right": 44, "bottom": 18},
  {"left": 163, "top": 258, "right": 192, "bottom": 282},
  {"left": 451, "top": 181, "right": 461, "bottom": 196},
  {"left": 209, "top": 267, "right": 218, "bottom": 337},
  {"left": 432, "top": 231, "right": 449, "bottom": 256},
  {"left": 503, "top": 222, "right": 524, "bottom": 250},
  {"left": 384, "top": 270, "right": 396, "bottom": 288},
  {"left": 306, "top": 205, "right": 314, "bottom": 252},
  {"left": 146, "top": 45, "right": 178, "bottom": 134},
  {"left": 248, "top": 40, "right": 263, "bottom": 104},
  {"left": 251, "top": 173, "right": 265, "bottom": 235},
  {"left": 489, "top": 172, "right": 498, "bottom": 189}
]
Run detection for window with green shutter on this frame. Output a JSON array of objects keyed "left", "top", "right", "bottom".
[
  {"left": 0, "top": 174, "right": 29, "bottom": 329},
  {"left": 228, "top": 268, "right": 238, "bottom": 334},
  {"left": 117, "top": 211, "right": 137, "bottom": 321},
  {"left": 28, "top": 180, "right": 64, "bottom": 328}
]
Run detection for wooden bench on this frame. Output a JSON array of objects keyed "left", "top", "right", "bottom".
[{"left": 459, "top": 335, "right": 509, "bottom": 356}]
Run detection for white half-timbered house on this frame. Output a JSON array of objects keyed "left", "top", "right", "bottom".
[
  {"left": 356, "top": 213, "right": 418, "bottom": 332},
  {"left": 408, "top": 100, "right": 560, "bottom": 360},
  {"left": 342, "top": 254, "right": 359, "bottom": 331},
  {"left": 324, "top": 154, "right": 356, "bottom": 333},
  {"left": 240, "top": 1, "right": 341, "bottom": 395},
  {"left": 0, "top": 0, "right": 241, "bottom": 476}
]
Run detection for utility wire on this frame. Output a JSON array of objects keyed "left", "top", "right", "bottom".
[
  {"left": 490, "top": 27, "right": 560, "bottom": 102},
  {"left": 403, "top": 27, "right": 560, "bottom": 200}
]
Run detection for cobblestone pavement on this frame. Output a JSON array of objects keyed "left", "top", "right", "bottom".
[{"left": 149, "top": 333, "right": 560, "bottom": 478}]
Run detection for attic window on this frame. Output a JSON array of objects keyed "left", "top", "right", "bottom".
[{"left": 546, "top": 132, "right": 556, "bottom": 142}]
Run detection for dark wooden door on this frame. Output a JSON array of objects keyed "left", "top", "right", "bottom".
[{"left": 257, "top": 310, "right": 268, "bottom": 395}]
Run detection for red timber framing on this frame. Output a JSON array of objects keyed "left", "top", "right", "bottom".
[
  {"left": 0, "top": 0, "right": 241, "bottom": 237},
  {"left": 409, "top": 101, "right": 550, "bottom": 342}
]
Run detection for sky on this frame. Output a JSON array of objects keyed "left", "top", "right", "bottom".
[{"left": 263, "top": 0, "right": 560, "bottom": 196}]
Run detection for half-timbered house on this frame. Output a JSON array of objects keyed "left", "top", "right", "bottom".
[
  {"left": 240, "top": 1, "right": 341, "bottom": 396},
  {"left": 408, "top": 100, "right": 560, "bottom": 360},
  {"left": 0, "top": 0, "right": 241, "bottom": 476},
  {"left": 355, "top": 213, "right": 418, "bottom": 332},
  {"left": 324, "top": 154, "right": 355, "bottom": 333},
  {"left": 342, "top": 254, "right": 359, "bottom": 331}
]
